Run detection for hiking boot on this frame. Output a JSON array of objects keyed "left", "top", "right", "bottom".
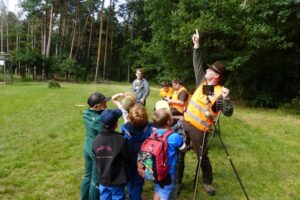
[{"left": 203, "top": 184, "right": 215, "bottom": 195}]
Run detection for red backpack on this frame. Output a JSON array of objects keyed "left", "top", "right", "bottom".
[{"left": 137, "top": 129, "right": 173, "bottom": 182}]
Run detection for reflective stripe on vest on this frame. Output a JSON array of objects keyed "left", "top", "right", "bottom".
[
  {"left": 184, "top": 83, "right": 222, "bottom": 131},
  {"left": 170, "top": 87, "right": 189, "bottom": 113}
]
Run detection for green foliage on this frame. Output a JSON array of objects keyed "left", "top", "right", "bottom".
[
  {"left": 279, "top": 97, "right": 300, "bottom": 115},
  {"left": 48, "top": 81, "right": 61, "bottom": 88},
  {"left": 4, "top": 0, "right": 300, "bottom": 107},
  {"left": 142, "top": 0, "right": 300, "bottom": 107}
]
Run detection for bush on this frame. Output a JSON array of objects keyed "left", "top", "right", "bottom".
[
  {"left": 279, "top": 97, "right": 300, "bottom": 115},
  {"left": 48, "top": 81, "right": 61, "bottom": 88}
]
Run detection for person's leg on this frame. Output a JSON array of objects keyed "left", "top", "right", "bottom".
[
  {"left": 111, "top": 185, "right": 126, "bottom": 200},
  {"left": 169, "top": 151, "right": 185, "bottom": 200},
  {"left": 127, "top": 172, "right": 144, "bottom": 200},
  {"left": 201, "top": 147, "right": 213, "bottom": 185},
  {"left": 154, "top": 175, "right": 175, "bottom": 200},
  {"left": 89, "top": 156, "right": 100, "bottom": 200},
  {"left": 99, "top": 185, "right": 112, "bottom": 200},
  {"left": 80, "top": 150, "right": 92, "bottom": 200},
  {"left": 182, "top": 121, "right": 213, "bottom": 187}
]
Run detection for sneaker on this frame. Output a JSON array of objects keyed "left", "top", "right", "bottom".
[{"left": 203, "top": 184, "right": 215, "bottom": 195}]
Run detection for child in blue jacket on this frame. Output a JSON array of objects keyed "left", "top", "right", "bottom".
[
  {"left": 120, "top": 103, "right": 153, "bottom": 200},
  {"left": 152, "top": 108, "right": 186, "bottom": 200}
]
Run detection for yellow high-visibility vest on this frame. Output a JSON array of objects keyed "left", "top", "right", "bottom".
[
  {"left": 160, "top": 87, "right": 174, "bottom": 99},
  {"left": 184, "top": 83, "right": 222, "bottom": 131},
  {"left": 170, "top": 86, "right": 189, "bottom": 114}
]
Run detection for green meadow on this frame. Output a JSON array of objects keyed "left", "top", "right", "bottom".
[{"left": 0, "top": 82, "right": 299, "bottom": 200}]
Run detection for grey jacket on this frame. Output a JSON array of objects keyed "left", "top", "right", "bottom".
[{"left": 132, "top": 78, "right": 150, "bottom": 103}]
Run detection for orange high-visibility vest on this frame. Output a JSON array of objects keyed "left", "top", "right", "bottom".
[
  {"left": 184, "top": 83, "right": 222, "bottom": 131},
  {"left": 170, "top": 86, "right": 189, "bottom": 113}
]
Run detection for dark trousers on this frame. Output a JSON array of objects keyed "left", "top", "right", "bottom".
[
  {"left": 169, "top": 150, "right": 185, "bottom": 200},
  {"left": 182, "top": 120, "right": 213, "bottom": 184},
  {"left": 80, "top": 145, "right": 100, "bottom": 200}
]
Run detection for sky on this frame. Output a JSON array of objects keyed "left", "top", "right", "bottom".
[
  {"left": 6, "top": 0, "right": 125, "bottom": 14},
  {"left": 6, "top": 0, "right": 20, "bottom": 14}
]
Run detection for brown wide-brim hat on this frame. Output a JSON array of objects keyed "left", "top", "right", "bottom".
[{"left": 207, "top": 61, "right": 225, "bottom": 76}]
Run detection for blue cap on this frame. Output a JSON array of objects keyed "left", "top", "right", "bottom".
[{"left": 100, "top": 109, "right": 122, "bottom": 128}]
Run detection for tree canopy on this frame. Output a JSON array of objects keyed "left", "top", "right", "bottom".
[{"left": 1, "top": 0, "right": 299, "bottom": 107}]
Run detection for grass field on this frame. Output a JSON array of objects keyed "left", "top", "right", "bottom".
[{"left": 0, "top": 82, "right": 299, "bottom": 200}]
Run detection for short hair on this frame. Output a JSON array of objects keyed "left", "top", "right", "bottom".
[
  {"left": 152, "top": 109, "right": 172, "bottom": 128},
  {"left": 121, "top": 92, "right": 136, "bottom": 112},
  {"left": 172, "top": 79, "right": 181, "bottom": 85},
  {"left": 161, "top": 81, "right": 169, "bottom": 87},
  {"left": 128, "top": 103, "right": 148, "bottom": 129},
  {"left": 136, "top": 68, "right": 143, "bottom": 73}
]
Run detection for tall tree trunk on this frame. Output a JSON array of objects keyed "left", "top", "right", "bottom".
[
  {"left": 59, "top": 14, "right": 67, "bottom": 60},
  {"left": 6, "top": 19, "right": 8, "bottom": 52},
  {"left": 0, "top": 10, "right": 3, "bottom": 52},
  {"left": 127, "top": 27, "right": 134, "bottom": 83},
  {"left": 46, "top": 4, "right": 54, "bottom": 58},
  {"left": 31, "top": 18, "right": 34, "bottom": 49},
  {"left": 87, "top": 14, "right": 94, "bottom": 60},
  {"left": 69, "top": 0, "right": 80, "bottom": 59},
  {"left": 69, "top": 21, "right": 77, "bottom": 59},
  {"left": 56, "top": 13, "right": 62, "bottom": 58},
  {"left": 109, "top": 5, "right": 114, "bottom": 63},
  {"left": 103, "top": 0, "right": 112, "bottom": 80},
  {"left": 75, "top": 14, "right": 89, "bottom": 59},
  {"left": 41, "top": 13, "right": 45, "bottom": 55},
  {"left": 94, "top": 0, "right": 105, "bottom": 82}
]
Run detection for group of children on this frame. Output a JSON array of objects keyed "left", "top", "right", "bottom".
[{"left": 84, "top": 91, "right": 186, "bottom": 200}]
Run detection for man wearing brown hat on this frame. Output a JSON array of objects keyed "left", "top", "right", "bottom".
[{"left": 182, "top": 29, "right": 234, "bottom": 195}]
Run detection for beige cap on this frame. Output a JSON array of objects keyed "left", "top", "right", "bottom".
[{"left": 155, "top": 100, "right": 170, "bottom": 111}]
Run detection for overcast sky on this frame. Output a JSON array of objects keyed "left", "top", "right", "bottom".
[
  {"left": 6, "top": 0, "right": 124, "bottom": 14},
  {"left": 6, "top": 0, "right": 20, "bottom": 14}
]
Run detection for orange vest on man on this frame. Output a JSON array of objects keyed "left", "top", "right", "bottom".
[
  {"left": 170, "top": 86, "right": 189, "bottom": 114},
  {"left": 184, "top": 83, "right": 222, "bottom": 131}
]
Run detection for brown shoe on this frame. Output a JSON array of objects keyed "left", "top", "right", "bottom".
[{"left": 203, "top": 184, "right": 215, "bottom": 195}]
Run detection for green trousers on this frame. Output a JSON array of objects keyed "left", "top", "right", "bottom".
[{"left": 80, "top": 145, "right": 100, "bottom": 200}]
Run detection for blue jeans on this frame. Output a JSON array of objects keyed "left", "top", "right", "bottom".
[
  {"left": 99, "top": 184, "right": 125, "bottom": 200},
  {"left": 127, "top": 172, "right": 144, "bottom": 200},
  {"left": 154, "top": 175, "right": 175, "bottom": 200}
]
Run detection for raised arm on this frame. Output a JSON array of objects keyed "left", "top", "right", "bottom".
[
  {"left": 192, "top": 29, "right": 205, "bottom": 86},
  {"left": 111, "top": 93, "right": 124, "bottom": 109}
]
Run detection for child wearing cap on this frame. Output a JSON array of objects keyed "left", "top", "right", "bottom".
[
  {"left": 80, "top": 92, "right": 110, "bottom": 200},
  {"left": 152, "top": 109, "right": 186, "bottom": 200},
  {"left": 111, "top": 92, "right": 136, "bottom": 123},
  {"left": 120, "top": 104, "right": 153, "bottom": 200},
  {"left": 92, "top": 109, "right": 130, "bottom": 200}
]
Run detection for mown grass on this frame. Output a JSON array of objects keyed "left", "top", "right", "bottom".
[{"left": 0, "top": 82, "right": 299, "bottom": 200}]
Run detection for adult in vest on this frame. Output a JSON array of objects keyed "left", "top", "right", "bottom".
[
  {"left": 182, "top": 29, "right": 234, "bottom": 195},
  {"left": 160, "top": 81, "right": 174, "bottom": 100},
  {"left": 166, "top": 80, "right": 189, "bottom": 199},
  {"left": 132, "top": 68, "right": 150, "bottom": 105},
  {"left": 168, "top": 79, "right": 189, "bottom": 119}
]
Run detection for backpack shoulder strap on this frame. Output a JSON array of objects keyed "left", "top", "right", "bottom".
[{"left": 161, "top": 130, "right": 173, "bottom": 141}]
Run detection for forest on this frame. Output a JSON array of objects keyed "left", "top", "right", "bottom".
[{"left": 1, "top": 0, "right": 299, "bottom": 108}]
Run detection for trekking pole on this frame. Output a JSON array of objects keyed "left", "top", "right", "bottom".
[
  {"left": 192, "top": 111, "right": 221, "bottom": 190},
  {"left": 216, "top": 120, "right": 250, "bottom": 200},
  {"left": 192, "top": 130, "right": 207, "bottom": 200}
]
